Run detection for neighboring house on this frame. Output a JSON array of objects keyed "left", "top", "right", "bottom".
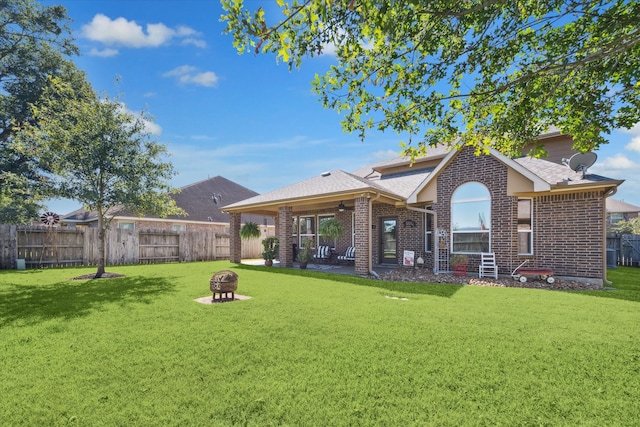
[
  {"left": 223, "top": 132, "right": 623, "bottom": 285},
  {"left": 606, "top": 199, "right": 640, "bottom": 225},
  {"left": 61, "top": 176, "right": 274, "bottom": 234}
]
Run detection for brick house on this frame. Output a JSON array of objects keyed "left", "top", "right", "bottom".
[
  {"left": 223, "top": 133, "right": 623, "bottom": 285},
  {"left": 606, "top": 199, "right": 640, "bottom": 225},
  {"left": 61, "top": 176, "right": 274, "bottom": 234}
]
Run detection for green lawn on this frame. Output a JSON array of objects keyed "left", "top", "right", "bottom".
[{"left": 1, "top": 263, "right": 639, "bottom": 426}]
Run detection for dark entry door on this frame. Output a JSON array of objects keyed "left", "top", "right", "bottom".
[{"left": 380, "top": 218, "right": 397, "bottom": 264}]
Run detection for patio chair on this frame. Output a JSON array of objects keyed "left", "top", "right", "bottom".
[
  {"left": 337, "top": 246, "right": 355, "bottom": 264},
  {"left": 478, "top": 252, "right": 498, "bottom": 279},
  {"left": 313, "top": 245, "right": 333, "bottom": 263}
]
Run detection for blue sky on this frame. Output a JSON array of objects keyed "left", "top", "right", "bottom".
[{"left": 43, "top": 0, "right": 640, "bottom": 214}]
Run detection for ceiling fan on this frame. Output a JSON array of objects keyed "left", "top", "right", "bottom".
[{"left": 337, "top": 201, "right": 354, "bottom": 212}]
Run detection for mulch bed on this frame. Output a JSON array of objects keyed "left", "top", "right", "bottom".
[{"left": 378, "top": 268, "right": 605, "bottom": 291}]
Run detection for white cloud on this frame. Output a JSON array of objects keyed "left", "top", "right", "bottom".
[
  {"left": 591, "top": 153, "right": 636, "bottom": 172},
  {"left": 626, "top": 137, "right": 640, "bottom": 153},
  {"left": 88, "top": 47, "right": 119, "bottom": 57},
  {"left": 112, "top": 102, "right": 163, "bottom": 136},
  {"left": 162, "top": 65, "right": 218, "bottom": 87},
  {"left": 81, "top": 14, "right": 205, "bottom": 49},
  {"left": 163, "top": 65, "right": 197, "bottom": 77},
  {"left": 182, "top": 38, "right": 207, "bottom": 48}
]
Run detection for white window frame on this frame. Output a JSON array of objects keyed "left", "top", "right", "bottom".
[
  {"left": 118, "top": 222, "right": 135, "bottom": 230},
  {"left": 424, "top": 212, "right": 433, "bottom": 253},
  {"left": 172, "top": 224, "right": 186, "bottom": 232},
  {"left": 451, "top": 182, "right": 491, "bottom": 254},
  {"left": 517, "top": 198, "right": 533, "bottom": 255}
]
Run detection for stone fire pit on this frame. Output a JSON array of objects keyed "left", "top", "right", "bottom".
[{"left": 210, "top": 270, "right": 238, "bottom": 302}]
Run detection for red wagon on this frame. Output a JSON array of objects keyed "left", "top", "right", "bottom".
[{"left": 511, "top": 260, "right": 556, "bottom": 284}]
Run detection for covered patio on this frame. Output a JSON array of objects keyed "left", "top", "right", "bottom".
[{"left": 222, "top": 169, "right": 406, "bottom": 276}]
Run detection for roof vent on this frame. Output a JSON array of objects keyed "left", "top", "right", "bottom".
[{"left": 321, "top": 171, "right": 331, "bottom": 177}]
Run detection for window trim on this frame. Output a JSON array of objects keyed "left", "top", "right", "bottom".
[
  {"left": 424, "top": 212, "right": 433, "bottom": 253},
  {"left": 517, "top": 198, "right": 534, "bottom": 255},
  {"left": 451, "top": 182, "right": 491, "bottom": 254}
]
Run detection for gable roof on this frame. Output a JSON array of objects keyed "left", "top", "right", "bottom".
[
  {"left": 606, "top": 198, "right": 640, "bottom": 213},
  {"left": 62, "top": 176, "right": 273, "bottom": 224},
  {"left": 222, "top": 143, "right": 624, "bottom": 215},
  {"left": 222, "top": 169, "right": 405, "bottom": 214}
]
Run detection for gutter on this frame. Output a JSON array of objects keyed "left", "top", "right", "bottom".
[
  {"left": 603, "top": 186, "right": 618, "bottom": 286},
  {"left": 406, "top": 205, "right": 438, "bottom": 273}
]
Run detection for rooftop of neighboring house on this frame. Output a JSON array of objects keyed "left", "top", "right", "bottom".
[
  {"left": 62, "top": 176, "right": 274, "bottom": 225},
  {"left": 606, "top": 198, "right": 640, "bottom": 214}
]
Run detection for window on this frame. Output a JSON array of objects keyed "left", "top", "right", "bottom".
[
  {"left": 172, "top": 224, "right": 186, "bottom": 232},
  {"left": 298, "top": 216, "right": 315, "bottom": 247},
  {"left": 424, "top": 212, "right": 433, "bottom": 253},
  {"left": 118, "top": 222, "right": 135, "bottom": 230},
  {"left": 609, "top": 213, "right": 624, "bottom": 224},
  {"left": 518, "top": 199, "right": 533, "bottom": 254},
  {"left": 318, "top": 215, "right": 335, "bottom": 246},
  {"left": 292, "top": 216, "right": 298, "bottom": 243},
  {"left": 451, "top": 182, "right": 490, "bottom": 253}
]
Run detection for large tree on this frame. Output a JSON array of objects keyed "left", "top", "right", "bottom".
[
  {"left": 222, "top": 0, "right": 640, "bottom": 158},
  {"left": 0, "top": 0, "right": 78, "bottom": 223},
  {"left": 23, "top": 74, "right": 185, "bottom": 277}
]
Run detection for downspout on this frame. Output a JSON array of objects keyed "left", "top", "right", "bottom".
[
  {"left": 369, "top": 192, "right": 382, "bottom": 276},
  {"left": 603, "top": 186, "right": 617, "bottom": 286},
  {"left": 406, "top": 206, "right": 438, "bottom": 273}
]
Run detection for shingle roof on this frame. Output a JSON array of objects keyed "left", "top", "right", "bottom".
[
  {"left": 351, "top": 144, "right": 451, "bottom": 178},
  {"left": 513, "top": 157, "right": 615, "bottom": 186},
  {"left": 606, "top": 198, "right": 640, "bottom": 213},
  {"left": 62, "top": 176, "right": 273, "bottom": 224},
  {"left": 223, "top": 146, "right": 623, "bottom": 212},
  {"left": 222, "top": 169, "right": 402, "bottom": 209}
]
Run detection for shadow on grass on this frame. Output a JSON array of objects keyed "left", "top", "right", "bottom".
[
  {"left": 232, "top": 264, "right": 461, "bottom": 298},
  {"left": 0, "top": 275, "right": 177, "bottom": 327}
]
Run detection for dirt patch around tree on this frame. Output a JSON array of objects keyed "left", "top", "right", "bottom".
[{"left": 71, "top": 272, "right": 126, "bottom": 280}]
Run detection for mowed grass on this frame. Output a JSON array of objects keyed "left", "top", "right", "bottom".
[{"left": 1, "top": 263, "right": 639, "bottom": 426}]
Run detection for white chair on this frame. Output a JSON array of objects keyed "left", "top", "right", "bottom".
[
  {"left": 337, "top": 246, "right": 355, "bottom": 264},
  {"left": 479, "top": 252, "right": 498, "bottom": 279},
  {"left": 313, "top": 245, "right": 333, "bottom": 263}
]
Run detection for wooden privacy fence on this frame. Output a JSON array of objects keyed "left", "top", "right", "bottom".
[
  {"left": 0, "top": 225, "right": 263, "bottom": 269},
  {"left": 606, "top": 233, "right": 640, "bottom": 267}
]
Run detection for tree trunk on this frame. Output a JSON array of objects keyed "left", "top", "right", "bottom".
[{"left": 96, "top": 210, "right": 106, "bottom": 278}]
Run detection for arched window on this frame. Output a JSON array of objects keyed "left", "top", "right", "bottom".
[{"left": 451, "top": 182, "right": 490, "bottom": 253}]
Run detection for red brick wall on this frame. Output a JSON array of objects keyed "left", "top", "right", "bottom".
[
  {"left": 532, "top": 191, "right": 604, "bottom": 278},
  {"left": 434, "top": 146, "right": 605, "bottom": 280},
  {"left": 278, "top": 206, "right": 293, "bottom": 267},
  {"left": 354, "top": 196, "right": 370, "bottom": 275}
]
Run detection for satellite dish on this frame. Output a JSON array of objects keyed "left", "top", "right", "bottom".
[{"left": 567, "top": 152, "right": 597, "bottom": 177}]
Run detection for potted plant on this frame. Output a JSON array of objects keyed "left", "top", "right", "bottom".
[
  {"left": 239, "top": 221, "right": 261, "bottom": 240},
  {"left": 296, "top": 240, "right": 313, "bottom": 269},
  {"left": 451, "top": 254, "right": 468, "bottom": 276},
  {"left": 261, "top": 236, "right": 279, "bottom": 266}
]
